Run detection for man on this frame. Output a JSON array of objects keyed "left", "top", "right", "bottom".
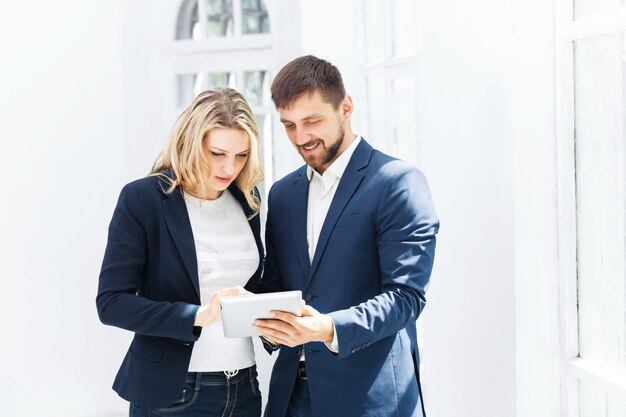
[{"left": 253, "top": 55, "right": 439, "bottom": 417}]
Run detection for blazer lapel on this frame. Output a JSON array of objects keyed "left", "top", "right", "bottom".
[
  {"left": 291, "top": 169, "right": 311, "bottom": 279},
  {"left": 162, "top": 187, "right": 200, "bottom": 300},
  {"left": 308, "top": 140, "right": 372, "bottom": 282}
]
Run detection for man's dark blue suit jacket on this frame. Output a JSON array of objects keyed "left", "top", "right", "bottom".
[{"left": 252, "top": 139, "right": 439, "bottom": 417}]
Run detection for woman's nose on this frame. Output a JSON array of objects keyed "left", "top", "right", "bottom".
[{"left": 221, "top": 158, "right": 235, "bottom": 176}]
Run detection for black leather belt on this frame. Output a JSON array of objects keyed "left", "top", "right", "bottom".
[
  {"left": 297, "top": 361, "right": 307, "bottom": 380},
  {"left": 187, "top": 365, "right": 251, "bottom": 379}
]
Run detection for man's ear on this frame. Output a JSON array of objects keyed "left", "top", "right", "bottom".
[
  {"left": 339, "top": 96, "right": 354, "bottom": 113},
  {"left": 341, "top": 95, "right": 354, "bottom": 118}
]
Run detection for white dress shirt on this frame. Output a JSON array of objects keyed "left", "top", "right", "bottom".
[{"left": 305, "top": 135, "right": 362, "bottom": 354}]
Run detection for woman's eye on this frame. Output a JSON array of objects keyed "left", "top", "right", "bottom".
[
  {"left": 237, "top": 153, "right": 249, "bottom": 158},
  {"left": 210, "top": 152, "right": 224, "bottom": 157}
]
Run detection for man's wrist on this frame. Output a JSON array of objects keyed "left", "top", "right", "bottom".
[
  {"left": 322, "top": 314, "right": 339, "bottom": 353},
  {"left": 321, "top": 314, "right": 335, "bottom": 342}
]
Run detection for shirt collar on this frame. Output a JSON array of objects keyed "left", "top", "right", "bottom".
[{"left": 306, "top": 136, "right": 362, "bottom": 181}]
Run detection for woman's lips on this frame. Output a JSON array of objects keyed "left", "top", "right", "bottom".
[{"left": 215, "top": 176, "right": 232, "bottom": 184}]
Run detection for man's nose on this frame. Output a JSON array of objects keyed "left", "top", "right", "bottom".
[{"left": 294, "top": 128, "right": 311, "bottom": 146}]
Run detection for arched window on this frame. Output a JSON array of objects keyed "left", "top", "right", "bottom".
[
  {"left": 176, "top": 0, "right": 270, "bottom": 40},
  {"left": 161, "top": 0, "right": 275, "bottom": 190}
]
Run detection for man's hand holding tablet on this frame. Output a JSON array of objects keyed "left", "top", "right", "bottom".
[
  {"left": 220, "top": 290, "right": 304, "bottom": 338},
  {"left": 253, "top": 304, "right": 336, "bottom": 348}
]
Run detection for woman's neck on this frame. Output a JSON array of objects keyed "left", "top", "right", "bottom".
[{"left": 183, "top": 186, "right": 222, "bottom": 201}]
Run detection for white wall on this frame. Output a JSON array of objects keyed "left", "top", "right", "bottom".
[
  {"left": 0, "top": 1, "right": 117, "bottom": 416},
  {"left": 0, "top": 1, "right": 161, "bottom": 416},
  {"left": 415, "top": 1, "right": 516, "bottom": 415},
  {"left": 510, "top": 0, "right": 561, "bottom": 416},
  {"left": 415, "top": 0, "right": 561, "bottom": 416}
]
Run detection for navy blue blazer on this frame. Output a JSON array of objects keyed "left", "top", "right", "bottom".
[
  {"left": 96, "top": 174, "right": 264, "bottom": 408},
  {"left": 251, "top": 139, "right": 439, "bottom": 417}
]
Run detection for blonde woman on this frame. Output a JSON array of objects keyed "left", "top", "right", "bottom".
[{"left": 97, "top": 88, "right": 265, "bottom": 417}]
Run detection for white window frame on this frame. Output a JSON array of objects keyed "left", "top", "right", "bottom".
[
  {"left": 555, "top": 2, "right": 626, "bottom": 415},
  {"left": 354, "top": 0, "right": 421, "bottom": 167}
]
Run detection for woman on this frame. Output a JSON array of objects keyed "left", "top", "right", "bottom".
[{"left": 96, "top": 87, "right": 265, "bottom": 417}]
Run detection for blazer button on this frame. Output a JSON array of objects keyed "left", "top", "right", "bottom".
[{"left": 304, "top": 293, "right": 313, "bottom": 302}]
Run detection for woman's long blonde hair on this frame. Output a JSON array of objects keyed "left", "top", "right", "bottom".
[{"left": 151, "top": 87, "right": 264, "bottom": 213}]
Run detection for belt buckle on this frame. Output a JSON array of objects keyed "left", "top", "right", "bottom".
[{"left": 223, "top": 369, "right": 239, "bottom": 379}]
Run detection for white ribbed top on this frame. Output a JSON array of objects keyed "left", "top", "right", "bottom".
[{"left": 183, "top": 190, "right": 259, "bottom": 372}]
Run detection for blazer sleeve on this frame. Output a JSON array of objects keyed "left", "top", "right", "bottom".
[
  {"left": 329, "top": 167, "right": 439, "bottom": 359},
  {"left": 96, "top": 182, "right": 201, "bottom": 342}
]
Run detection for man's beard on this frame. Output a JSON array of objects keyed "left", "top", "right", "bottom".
[
  {"left": 303, "top": 124, "right": 345, "bottom": 170},
  {"left": 321, "top": 124, "right": 345, "bottom": 166}
]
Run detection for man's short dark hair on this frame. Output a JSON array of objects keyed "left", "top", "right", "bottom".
[{"left": 271, "top": 55, "right": 346, "bottom": 110}]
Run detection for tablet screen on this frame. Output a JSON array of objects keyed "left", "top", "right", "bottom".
[{"left": 220, "top": 290, "right": 303, "bottom": 338}]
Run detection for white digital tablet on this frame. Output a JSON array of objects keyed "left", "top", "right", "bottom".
[{"left": 220, "top": 290, "right": 303, "bottom": 338}]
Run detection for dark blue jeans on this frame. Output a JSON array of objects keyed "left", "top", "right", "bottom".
[{"left": 130, "top": 365, "right": 261, "bottom": 417}]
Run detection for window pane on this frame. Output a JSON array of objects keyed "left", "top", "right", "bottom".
[
  {"left": 176, "top": 0, "right": 201, "bottom": 40},
  {"left": 205, "top": 0, "right": 234, "bottom": 38},
  {"left": 574, "top": 34, "right": 626, "bottom": 374},
  {"left": 255, "top": 113, "right": 268, "bottom": 149},
  {"left": 192, "top": 21, "right": 203, "bottom": 40},
  {"left": 392, "top": 0, "right": 417, "bottom": 57},
  {"left": 364, "top": 0, "right": 385, "bottom": 63},
  {"left": 391, "top": 76, "right": 417, "bottom": 165},
  {"left": 177, "top": 73, "right": 205, "bottom": 108},
  {"left": 207, "top": 72, "right": 236, "bottom": 89},
  {"left": 575, "top": 0, "right": 624, "bottom": 19},
  {"left": 243, "top": 71, "right": 270, "bottom": 106},
  {"left": 242, "top": 0, "right": 270, "bottom": 34}
]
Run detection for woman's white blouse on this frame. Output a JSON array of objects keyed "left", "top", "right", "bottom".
[{"left": 183, "top": 190, "right": 259, "bottom": 372}]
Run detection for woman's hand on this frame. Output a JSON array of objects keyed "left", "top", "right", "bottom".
[{"left": 193, "top": 286, "right": 252, "bottom": 326}]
